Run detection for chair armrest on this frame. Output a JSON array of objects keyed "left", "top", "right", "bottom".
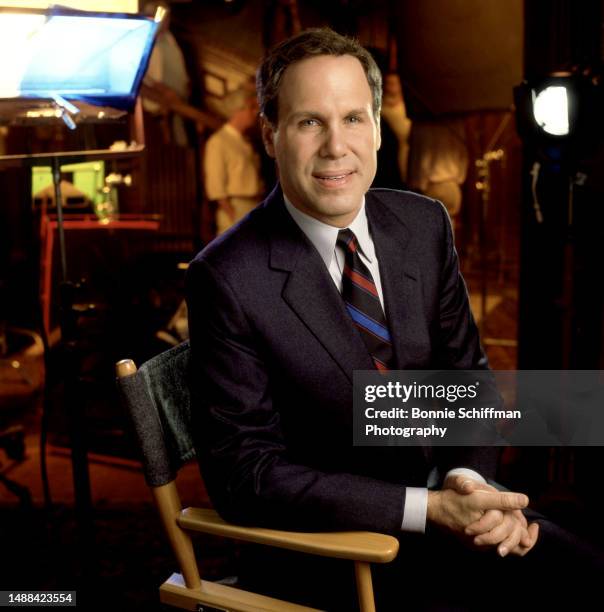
[{"left": 177, "top": 507, "right": 399, "bottom": 563}]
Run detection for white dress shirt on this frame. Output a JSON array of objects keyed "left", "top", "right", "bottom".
[{"left": 283, "top": 195, "right": 485, "bottom": 533}]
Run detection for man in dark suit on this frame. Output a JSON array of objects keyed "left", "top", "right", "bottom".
[{"left": 185, "top": 28, "right": 571, "bottom": 610}]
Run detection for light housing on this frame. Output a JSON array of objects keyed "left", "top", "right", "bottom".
[{"left": 514, "top": 71, "right": 603, "bottom": 161}]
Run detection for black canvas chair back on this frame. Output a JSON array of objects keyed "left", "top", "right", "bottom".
[{"left": 118, "top": 341, "right": 193, "bottom": 488}]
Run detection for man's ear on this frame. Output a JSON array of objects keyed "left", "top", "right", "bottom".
[
  {"left": 375, "top": 114, "right": 382, "bottom": 151},
  {"left": 261, "top": 116, "right": 277, "bottom": 158}
]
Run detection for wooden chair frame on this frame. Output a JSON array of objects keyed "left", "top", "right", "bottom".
[{"left": 116, "top": 353, "right": 398, "bottom": 612}]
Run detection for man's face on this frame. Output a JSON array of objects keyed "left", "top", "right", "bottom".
[{"left": 262, "top": 54, "right": 381, "bottom": 228}]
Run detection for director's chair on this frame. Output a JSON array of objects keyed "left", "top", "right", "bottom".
[{"left": 116, "top": 341, "right": 398, "bottom": 611}]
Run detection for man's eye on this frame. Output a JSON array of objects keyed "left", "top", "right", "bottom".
[
  {"left": 347, "top": 115, "right": 362, "bottom": 124},
  {"left": 300, "top": 118, "right": 319, "bottom": 127}
]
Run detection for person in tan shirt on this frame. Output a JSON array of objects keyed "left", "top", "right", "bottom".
[{"left": 204, "top": 87, "right": 265, "bottom": 235}]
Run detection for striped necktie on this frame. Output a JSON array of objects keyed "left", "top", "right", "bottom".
[{"left": 337, "top": 228, "right": 394, "bottom": 371}]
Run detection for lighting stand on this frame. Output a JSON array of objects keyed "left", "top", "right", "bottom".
[
  {"left": 51, "top": 155, "right": 94, "bottom": 547},
  {"left": 474, "top": 110, "right": 518, "bottom": 349},
  {"left": 475, "top": 148, "right": 504, "bottom": 341}
]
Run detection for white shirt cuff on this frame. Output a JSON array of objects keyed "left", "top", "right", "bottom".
[
  {"left": 444, "top": 467, "right": 486, "bottom": 485},
  {"left": 400, "top": 487, "right": 428, "bottom": 533}
]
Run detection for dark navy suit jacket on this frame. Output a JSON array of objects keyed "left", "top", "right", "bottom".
[{"left": 185, "top": 185, "right": 497, "bottom": 535}]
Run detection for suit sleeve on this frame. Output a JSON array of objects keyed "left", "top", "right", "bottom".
[
  {"left": 186, "top": 257, "right": 407, "bottom": 534},
  {"left": 433, "top": 202, "right": 500, "bottom": 481}
]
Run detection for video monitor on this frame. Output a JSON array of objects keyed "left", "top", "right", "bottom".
[{"left": 0, "top": 6, "right": 159, "bottom": 111}]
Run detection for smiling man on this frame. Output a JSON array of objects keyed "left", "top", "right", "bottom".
[
  {"left": 264, "top": 53, "right": 380, "bottom": 227},
  {"left": 185, "top": 28, "right": 597, "bottom": 611}
]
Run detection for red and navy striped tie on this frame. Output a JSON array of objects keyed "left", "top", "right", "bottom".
[{"left": 337, "top": 228, "right": 394, "bottom": 371}]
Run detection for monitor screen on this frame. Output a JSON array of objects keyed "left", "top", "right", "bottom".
[{"left": 0, "top": 7, "right": 158, "bottom": 110}]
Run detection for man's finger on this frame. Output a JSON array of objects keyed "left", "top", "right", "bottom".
[
  {"left": 522, "top": 522, "right": 539, "bottom": 549},
  {"left": 465, "top": 509, "right": 504, "bottom": 535},
  {"left": 513, "top": 509, "right": 528, "bottom": 529},
  {"left": 444, "top": 474, "right": 473, "bottom": 493},
  {"left": 519, "top": 523, "right": 533, "bottom": 547},
  {"left": 460, "top": 479, "right": 476, "bottom": 493},
  {"left": 511, "top": 522, "right": 539, "bottom": 556},
  {"left": 473, "top": 490, "right": 529, "bottom": 511},
  {"left": 474, "top": 514, "right": 515, "bottom": 547},
  {"left": 498, "top": 523, "right": 523, "bottom": 558},
  {"left": 462, "top": 480, "right": 496, "bottom": 494},
  {"left": 445, "top": 474, "right": 496, "bottom": 495}
]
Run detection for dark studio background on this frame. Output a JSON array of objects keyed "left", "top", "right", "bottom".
[{"left": 0, "top": 0, "right": 603, "bottom": 609}]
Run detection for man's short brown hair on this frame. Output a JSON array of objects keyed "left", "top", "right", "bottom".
[{"left": 256, "top": 27, "right": 383, "bottom": 126}]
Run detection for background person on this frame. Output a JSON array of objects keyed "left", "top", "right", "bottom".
[{"left": 203, "top": 87, "right": 266, "bottom": 235}]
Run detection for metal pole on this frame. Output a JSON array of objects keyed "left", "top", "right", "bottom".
[
  {"left": 51, "top": 157, "right": 68, "bottom": 282},
  {"left": 51, "top": 156, "right": 95, "bottom": 575}
]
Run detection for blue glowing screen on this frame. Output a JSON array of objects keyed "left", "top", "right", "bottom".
[{"left": 0, "top": 9, "right": 158, "bottom": 110}]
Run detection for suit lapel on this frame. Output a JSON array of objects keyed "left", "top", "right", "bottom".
[
  {"left": 365, "top": 192, "right": 420, "bottom": 370},
  {"left": 265, "top": 189, "right": 373, "bottom": 381},
  {"left": 366, "top": 193, "right": 433, "bottom": 468}
]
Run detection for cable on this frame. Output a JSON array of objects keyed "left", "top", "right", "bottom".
[{"left": 530, "top": 161, "right": 544, "bottom": 223}]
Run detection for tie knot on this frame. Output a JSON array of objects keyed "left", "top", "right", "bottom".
[{"left": 337, "top": 228, "right": 357, "bottom": 253}]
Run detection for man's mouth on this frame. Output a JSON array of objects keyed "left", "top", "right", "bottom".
[{"left": 313, "top": 171, "right": 355, "bottom": 186}]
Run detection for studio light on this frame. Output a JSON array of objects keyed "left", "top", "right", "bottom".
[
  {"left": 532, "top": 85, "right": 569, "bottom": 136},
  {"left": 515, "top": 73, "right": 576, "bottom": 143},
  {"left": 514, "top": 71, "right": 603, "bottom": 162}
]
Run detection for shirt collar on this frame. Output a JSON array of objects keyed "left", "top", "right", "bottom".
[{"left": 282, "top": 193, "right": 375, "bottom": 269}]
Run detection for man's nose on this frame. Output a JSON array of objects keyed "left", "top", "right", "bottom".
[{"left": 319, "top": 124, "right": 347, "bottom": 158}]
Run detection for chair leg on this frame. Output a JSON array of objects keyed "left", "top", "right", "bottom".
[
  {"left": 354, "top": 561, "right": 375, "bottom": 612},
  {"left": 153, "top": 484, "right": 201, "bottom": 589}
]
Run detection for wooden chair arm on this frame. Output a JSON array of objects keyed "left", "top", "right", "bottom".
[{"left": 178, "top": 507, "right": 399, "bottom": 564}]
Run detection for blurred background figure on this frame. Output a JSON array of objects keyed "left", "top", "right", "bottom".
[
  {"left": 142, "top": 1, "right": 192, "bottom": 145},
  {"left": 380, "top": 72, "right": 412, "bottom": 185},
  {"left": 407, "top": 119, "right": 468, "bottom": 223},
  {"left": 203, "top": 86, "right": 265, "bottom": 235},
  {"left": 370, "top": 47, "right": 412, "bottom": 191}
]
